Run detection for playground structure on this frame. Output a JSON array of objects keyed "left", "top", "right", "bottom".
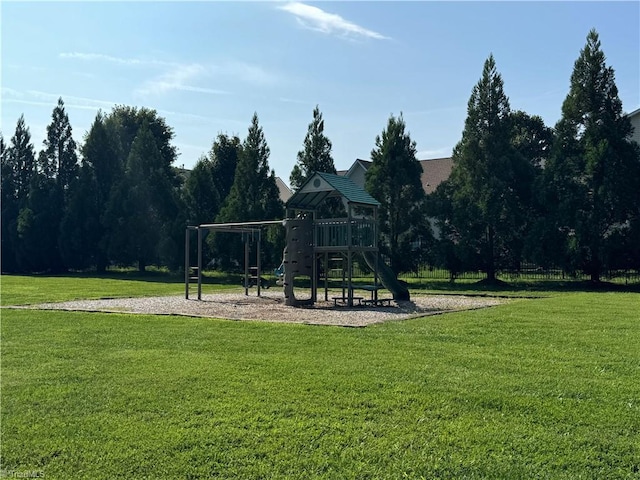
[{"left": 185, "top": 172, "right": 409, "bottom": 307}]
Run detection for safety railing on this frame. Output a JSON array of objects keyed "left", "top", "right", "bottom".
[{"left": 314, "top": 218, "right": 377, "bottom": 249}]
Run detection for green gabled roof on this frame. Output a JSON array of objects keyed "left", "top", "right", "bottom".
[{"left": 286, "top": 171, "right": 380, "bottom": 210}]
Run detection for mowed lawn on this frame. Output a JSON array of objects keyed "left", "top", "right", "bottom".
[{"left": 1, "top": 275, "right": 639, "bottom": 479}]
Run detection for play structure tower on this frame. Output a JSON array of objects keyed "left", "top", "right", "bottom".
[{"left": 282, "top": 172, "right": 381, "bottom": 307}]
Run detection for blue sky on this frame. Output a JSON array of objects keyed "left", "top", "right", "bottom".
[{"left": 2, "top": 1, "right": 639, "bottom": 183}]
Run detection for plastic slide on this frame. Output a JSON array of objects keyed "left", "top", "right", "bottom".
[{"left": 361, "top": 251, "right": 410, "bottom": 301}]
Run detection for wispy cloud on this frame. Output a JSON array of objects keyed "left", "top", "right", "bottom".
[
  {"left": 135, "top": 64, "right": 230, "bottom": 97},
  {"left": 61, "top": 52, "right": 282, "bottom": 96},
  {"left": 278, "top": 2, "right": 390, "bottom": 40},
  {"left": 59, "top": 52, "right": 177, "bottom": 68},
  {"left": 2, "top": 88, "right": 117, "bottom": 111}
]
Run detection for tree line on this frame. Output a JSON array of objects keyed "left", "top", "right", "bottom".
[{"left": 2, "top": 30, "right": 639, "bottom": 282}]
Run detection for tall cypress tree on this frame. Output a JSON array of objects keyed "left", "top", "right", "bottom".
[
  {"left": 216, "top": 113, "right": 284, "bottom": 268},
  {"left": 290, "top": 105, "right": 337, "bottom": 190},
  {"left": 39, "top": 97, "right": 78, "bottom": 192},
  {"left": 2, "top": 116, "right": 37, "bottom": 271},
  {"left": 440, "top": 55, "right": 530, "bottom": 282},
  {"left": 290, "top": 105, "right": 342, "bottom": 218},
  {"left": 366, "top": 113, "right": 429, "bottom": 274},
  {"left": 7, "top": 115, "right": 37, "bottom": 203},
  {"left": 545, "top": 29, "right": 640, "bottom": 280},
  {"left": 24, "top": 98, "right": 80, "bottom": 272},
  {"left": 218, "top": 113, "right": 283, "bottom": 223}
]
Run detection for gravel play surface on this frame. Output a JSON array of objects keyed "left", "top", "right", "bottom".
[{"left": 18, "top": 291, "right": 507, "bottom": 327}]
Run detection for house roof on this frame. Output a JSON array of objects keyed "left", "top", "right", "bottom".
[
  {"left": 345, "top": 158, "right": 372, "bottom": 177},
  {"left": 420, "top": 157, "right": 453, "bottom": 194},
  {"left": 285, "top": 171, "right": 380, "bottom": 211},
  {"left": 626, "top": 107, "right": 640, "bottom": 119},
  {"left": 338, "top": 157, "right": 453, "bottom": 195},
  {"left": 275, "top": 176, "right": 292, "bottom": 203}
]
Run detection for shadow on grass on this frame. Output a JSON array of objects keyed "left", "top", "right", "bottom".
[
  {"left": 10, "top": 269, "right": 270, "bottom": 287},
  {"left": 8, "top": 270, "right": 640, "bottom": 294},
  {"left": 406, "top": 277, "right": 640, "bottom": 294}
]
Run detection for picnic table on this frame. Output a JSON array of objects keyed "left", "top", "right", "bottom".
[{"left": 332, "top": 284, "right": 393, "bottom": 307}]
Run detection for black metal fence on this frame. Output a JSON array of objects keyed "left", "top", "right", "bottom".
[{"left": 330, "top": 261, "right": 640, "bottom": 284}]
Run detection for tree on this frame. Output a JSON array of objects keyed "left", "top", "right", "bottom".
[
  {"left": 67, "top": 111, "right": 124, "bottom": 271},
  {"left": 218, "top": 113, "right": 283, "bottom": 223},
  {"left": 59, "top": 165, "right": 103, "bottom": 270},
  {"left": 104, "top": 121, "right": 180, "bottom": 272},
  {"left": 1, "top": 117, "right": 37, "bottom": 271},
  {"left": 289, "top": 105, "right": 343, "bottom": 218},
  {"left": 184, "top": 156, "right": 220, "bottom": 226},
  {"left": 100, "top": 107, "right": 183, "bottom": 271},
  {"left": 19, "top": 98, "right": 81, "bottom": 272},
  {"left": 6, "top": 115, "right": 37, "bottom": 202},
  {"left": 437, "top": 55, "right": 532, "bottom": 282},
  {"left": 16, "top": 174, "right": 65, "bottom": 272},
  {"left": 0, "top": 131, "right": 20, "bottom": 272},
  {"left": 510, "top": 111, "right": 554, "bottom": 267},
  {"left": 210, "top": 133, "right": 242, "bottom": 205},
  {"left": 216, "top": 113, "right": 284, "bottom": 268},
  {"left": 290, "top": 105, "right": 337, "bottom": 190},
  {"left": 365, "top": 113, "right": 430, "bottom": 274},
  {"left": 38, "top": 97, "right": 78, "bottom": 192},
  {"left": 545, "top": 29, "right": 640, "bottom": 281}
]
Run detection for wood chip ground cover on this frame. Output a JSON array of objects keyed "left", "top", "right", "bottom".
[{"left": 14, "top": 292, "right": 507, "bottom": 326}]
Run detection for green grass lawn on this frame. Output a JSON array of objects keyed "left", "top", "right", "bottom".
[{"left": 1, "top": 274, "right": 639, "bottom": 479}]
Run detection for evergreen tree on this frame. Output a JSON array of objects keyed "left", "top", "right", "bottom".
[
  {"left": 105, "top": 105, "right": 177, "bottom": 179},
  {"left": 7, "top": 115, "right": 37, "bottom": 202},
  {"left": 63, "top": 113, "right": 127, "bottom": 272},
  {"left": 216, "top": 113, "right": 284, "bottom": 268},
  {"left": 210, "top": 133, "right": 242, "bottom": 205},
  {"left": 365, "top": 113, "right": 430, "bottom": 274},
  {"left": 59, "top": 165, "right": 102, "bottom": 270},
  {"left": 439, "top": 55, "right": 531, "bottom": 282},
  {"left": 290, "top": 105, "right": 337, "bottom": 190},
  {"left": 185, "top": 156, "right": 220, "bottom": 226},
  {"left": 0, "top": 131, "right": 20, "bottom": 272},
  {"left": 102, "top": 107, "right": 183, "bottom": 271},
  {"left": 290, "top": 105, "right": 342, "bottom": 218},
  {"left": 39, "top": 97, "right": 78, "bottom": 192},
  {"left": 16, "top": 174, "right": 65, "bottom": 272},
  {"left": 545, "top": 30, "right": 640, "bottom": 281},
  {"left": 22, "top": 98, "right": 80, "bottom": 272},
  {"left": 2, "top": 117, "right": 37, "bottom": 271},
  {"left": 61, "top": 111, "right": 124, "bottom": 271},
  {"left": 105, "top": 121, "right": 178, "bottom": 272},
  {"left": 218, "top": 113, "right": 283, "bottom": 223},
  {"left": 510, "top": 111, "right": 554, "bottom": 267}
]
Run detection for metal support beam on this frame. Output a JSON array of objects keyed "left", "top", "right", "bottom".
[
  {"left": 185, "top": 228, "right": 190, "bottom": 299},
  {"left": 197, "top": 227, "right": 203, "bottom": 300},
  {"left": 244, "top": 234, "right": 250, "bottom": 296},
  {"left": 257, "top": 230, "right": 262, "bottom": 297}
]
